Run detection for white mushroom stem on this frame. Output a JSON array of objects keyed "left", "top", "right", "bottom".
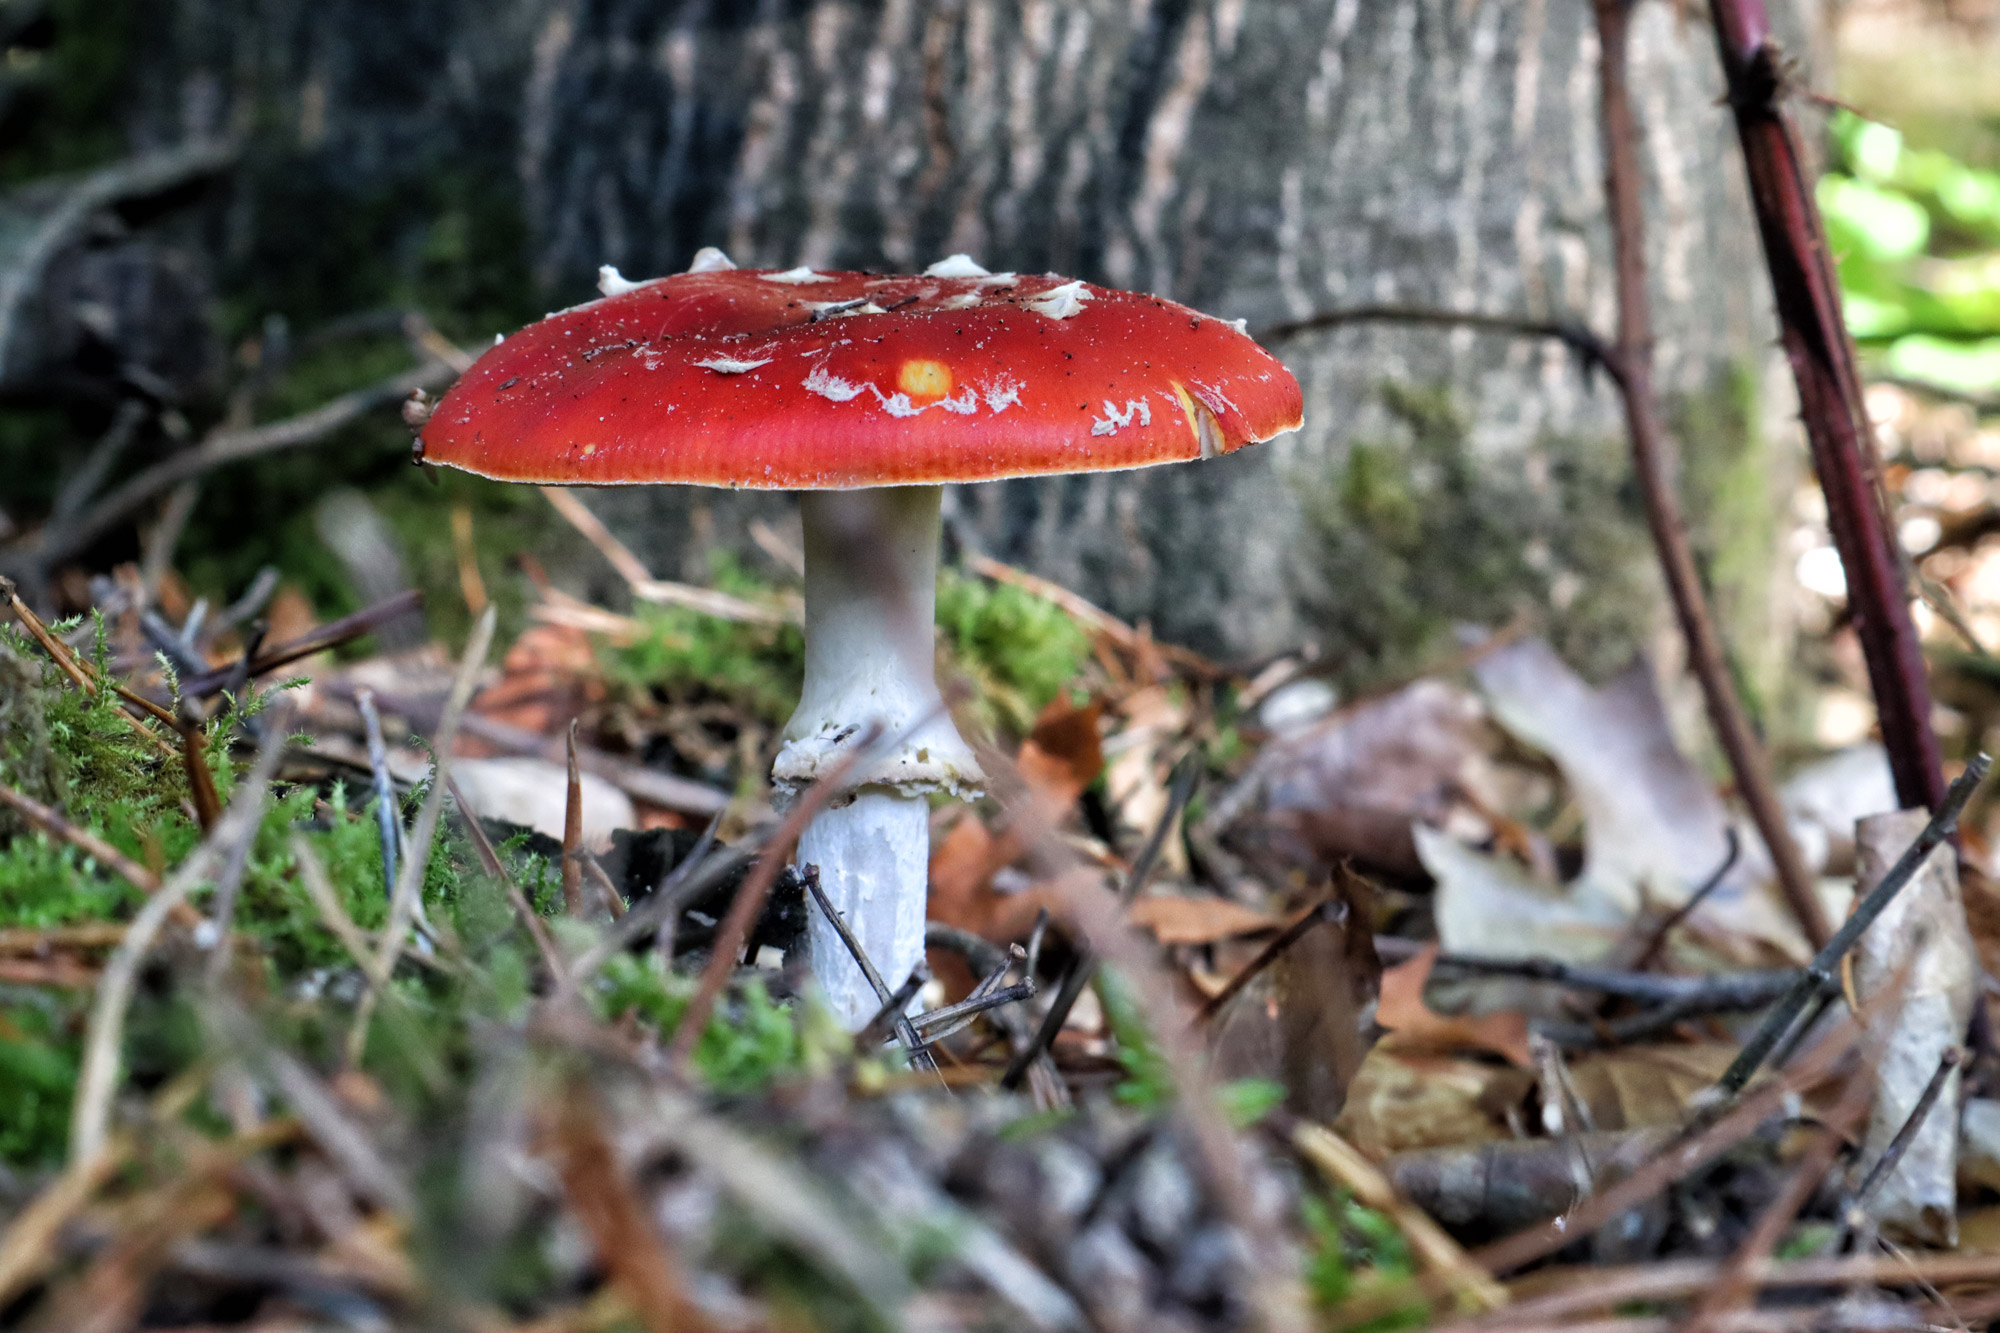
[{"left": 776, "top": 486, "right": 982, "bottom": 1029}]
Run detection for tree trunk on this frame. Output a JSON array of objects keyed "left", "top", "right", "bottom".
[{"left": 128, "top": 0, "right": 1818, "bottom": 666}]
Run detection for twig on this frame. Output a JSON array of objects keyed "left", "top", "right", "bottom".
[
  {"left": 346, "top": 605, "right": 494, "bottom": 1065},
  {"left": 925, "top": 923, "right": 1069, "bottom": 1108},
  {"left": 1681, "top": 1039, "right": 1882, "bottom": 1333},
  {"left": 655, "top": 811, "right": 722, "bottom": 965},
  {"left": 287, "top": 834, "right": 378, "bottom": 970},
  {"left": 802, "top": 865, "right": 937, "bottom": 1073},
  {"left": 0, "top": 575, "right": 177, "bottom": 758},
  {"left": 561, "top": 721, "right": 585, "bottom": 915},
  {"left": 1845, "top": 1046, "right": 1962, "bottom": 1223},
  {"left": 664, "top": 747, "right": 870, "bottom": 1071},
  {"left": 999, "top": 750, "right": 1203, "bottom": 1090},
  {"left": 1293, "top": 1120, "right": 1507, "bottom": 1314},
  {"left": 0, "top": 780, "right": 163, "bottom": 896},
  {"left": 443, "top": 774, "right": 566, "bottom": 982},
  {"left": 180, "top": 717, "right": 223, "bottom": 831},
  {"left": 1469, "top": 1011, "right": 1860, "bottom": 1277},
  {"left": 355, "top": 688, "right": 400, "bottom": 900},
  {"left": 906, "top": 981, "right": 1037, "bottom": 1045},
  {"left": 1703, "top": 0, "right": 1945, "bottom": 812},
  {"left": 856, "top": 967, "right": 932, "bottom": 1050},
  {"left": 1256, "top": 304, "right": 1618, "bottom": 382},
  {"left": 179, "top": 590, "right": 426, "bottom": 697},
  {"left": 568, "top": 840, "right": 758, "bottom": 985},
  {"left": 539, "top": 486, "right": 790, "bottom": 625},
  {"left": 1196, "top": 896, "right": 1343, "bottom": 1023},
  {"left": 1629, "top": 827, "right": 1740, "bottom": 971},
  {"left": 1593, "top": 0, "right": 1828, "bottom": 950},
  {"left": 1717, "top": 755, "right": 1988, "bottom": 1097},
  {"left": 1372, "top": 940, "right": 1801, "bottom": 1010},
  {"left": 966, "top": 553, "right": 1222, "bottom": 676},
  {"left": 70, "top": 727, "right": 286, "bottom": 1165},
  {"left": 34, "top": 361, "right": 456, "bottom": 569}
]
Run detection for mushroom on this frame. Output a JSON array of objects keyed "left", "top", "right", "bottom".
[{"left": 417, "top": 251, "right": 1302, "bottom": 1028}]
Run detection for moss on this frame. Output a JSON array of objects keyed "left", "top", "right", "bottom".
[
  {"left": 935, "top": 569, "right": 1092, "bottom": 738},
  {"left": 1302, "top": 381, "right": 1656, "bottom": 689},
  {"left": 1674, "top": 361, "right": 1790, "bottom": 736}
]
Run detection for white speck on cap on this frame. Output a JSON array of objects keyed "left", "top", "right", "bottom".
[
  {"left": 1026, "top": 279, "right": 1091, "bottom": 319},
  {"left": 597, "top": 265, "right": 656, "bottom": 297},
  {"left": 694, "top": 356, "right": 773, "bottom": 374},
  {"left": 1230, "top": 317, "right": 1249, "bottom": 334},
  {"left": 686, "top": 246, "right": 737, "bottom": 273},
  {"left": 924, "top": 253, "right": 991, "bottom": 278},
  {"left": 759, "top": 266, "right": 836, "bottom": 285}
]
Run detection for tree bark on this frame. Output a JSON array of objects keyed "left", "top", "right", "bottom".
[{"left": 128, "top": 0, "right": 1817, "bottom": 661}]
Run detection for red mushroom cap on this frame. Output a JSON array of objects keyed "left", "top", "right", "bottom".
[{"left": 418, "top": 267, "right": 1302, "bottom": 489}]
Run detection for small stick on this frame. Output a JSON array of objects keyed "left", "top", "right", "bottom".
[
  {"left": 355, "top": 689, "right": 400, "bottom": 900},
  {"left": 443, "top": 774, "right": 565, "bottom": 982},
  {"left": 181, "top": 717, "right": 223, "bottom": 831},
  {"left": 656, "top": 811, "right": 722, "bottom": 965},
  {"left": 0, "top": 576, "right": 178, "bottom": 758},
  {"left": 1681, "top": 1036, "right": 1881, "bottom": 1333},
  {"left": 561, "top": 721, "right": 585, "bottom": 915},
  {"left": 1001, "top": 754, "right": 1203, "bottom": 1089},
  {"left": 1593, "top": 0, "right": 1829, "bottom": 950},
  {"left": 1629, "top": 827, "right": 1741, "bottom": 971},
  {"left": 908, "top": 981, "right": 1037, "bottom": 1045},
  {"left": 581, "top": 851, "right": 627, "bottom": 919},
  {"left": 1374, "top": 939, "right": 1801, "bottom": 1009},
  {"left": 1256, "top": 304, "right": 1618, "bottom": 380},
  {"left": 855, "top": 966, "right": 931, "bottom": 1050},
  {"left": 288, "top": 833, "right": 378, "bottom": 970},
  {"left": 71, "top": 728, "right": 286, "bottom": 1166},
  {"left": 179, "top": 590, "right": 425, "bottom": 697},
  {"left": 347, "top": 606, "right": 494, "bottom": 1066},
  {"left": 664, "top": 743, "right": 870, "bottom": 1071},
  {"left": 0, "top": 781, "right": 163, "bottom": 896},
  {"left": 1717, "top": 755, "right": 1989, "bottom": 1097},
  {"left": 802, "top": 865, "right": 936, "bottom": 1073},
  {"left": 1195, "top": 896, "right": 1342, "bottom": 1024},
  {"left": 1846, "top": 1046, "right": 1962, "bottom": 1223}
]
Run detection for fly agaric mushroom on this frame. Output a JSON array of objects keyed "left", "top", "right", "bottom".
[{"left": 417, "top": 251, "right": 1302, "bottom": 1028}]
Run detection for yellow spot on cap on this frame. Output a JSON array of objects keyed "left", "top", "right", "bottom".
[
  {"left": 1171, "top": 382, "right": 1200, "bottom": 449},
  {"left": 583, "top": 443, "right": 597, "bottom": 456},
  {"left": 897, "top": 358, "right": 954, "bottom": 402}
]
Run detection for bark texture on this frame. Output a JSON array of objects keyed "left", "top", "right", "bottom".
[{"left": 126, "top": 0, "right": 1817, "bottom": 660}]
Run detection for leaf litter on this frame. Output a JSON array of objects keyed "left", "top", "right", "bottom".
[{"left": 5, "top": 412, "right": 2000, "bottom": 1331}]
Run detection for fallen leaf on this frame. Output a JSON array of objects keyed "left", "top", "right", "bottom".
[
  {"left": 1376, "top": 944, "right": 1532, "bottom": 1067},
  {"left": 1849, "top": 807, "right": 1975, "bottom": 1247},
  {"left": 1127, "top": 893, "right": 1282, "bottom": 945},
  {"left": 1237, "top": 679, "right": 1490, "bottom": 877},
  {"left": 1334, "top": 1050, "right": 1512, "bottom": 1159},
  {"left": 1208, "top": 872, "right": 1384, "bottom": 1122}
]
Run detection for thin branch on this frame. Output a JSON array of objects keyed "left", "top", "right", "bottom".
[
  {"left": 1255, "top": 304, "right": 1620, "bottom": 383},
  {"left": 663, "top": 742, "right": 872, "bottom": 1071},
  {"left": 70, "top": 726, "right": 285, "bottom": 1166},
  {"left": 346, "top": 605, "right": 495, "bottom": 1066},
  {"left": 34, "top": 361, "right": 455, "bottom": 569},
  {"left": 1594, "top": 0, "right": 1828, "bottom": 949},
  {"left": 443, "top": 774, "right": 566, "bottom": 983},
  {"left": 180, "top": 590, "right": 426, "bottom": 698},
  {"left": 0, "top": 781, "right": 163, "bottom": 896},
  {"left": 561, "top": 721, "right": 585, "bottom": 915},
  {"left": 1846, "top": 1045, "right": 1962, "bottom": 1221},
  {"left": 1703, "top": 0, "right": 1945, "bottom": 812},
  {"left": 355, "top": 688, "right": 400, "bottom": 900},
  {"left": 801, "top": 865, "right": 937, "bottom": 1073},
  {"left": 1718, "top": 755, "right": 1987, "bottom": 1096},
  {"left": 906, "top": 981, "right": 1037, "bottom": 1045},
  {"left": 1196, "top": 896, "right": 1343, "bottom": 1024},
  {"left": 1629, "top": 827, "right": 1741, "bottom": 971},
  {"left": 1000, "top": 750, "right": 1204, "bottom": 1090}
]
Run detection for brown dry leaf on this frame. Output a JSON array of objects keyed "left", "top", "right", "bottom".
[
  {"left": 1377, "top": 944, "right": 1533, "bottom": 1067},
  {"left": 1334, "top": 1050, "right": 1512, "bottom": 1159},
  {"left": 1208, "top": 875, "right": 1383, "bottom": 1121},
  {"left": 1128, "top": 893, "right": 1282, "bottom": 945},
  {"left": 1249, "top": 679, "right": 1490, "bottom": 876},
  {"left": 926, "top": 696, "right": 1103, "bottom": 951},
  {"left": 464, "top": 621, "right": 600, "bottom": 753},
  {"left": 1848, "top": 808, "right": 1975, "bottom": 1247},
  {"left": 1563, "top": 1043, "right": 1740, "bottom": 1131}
]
